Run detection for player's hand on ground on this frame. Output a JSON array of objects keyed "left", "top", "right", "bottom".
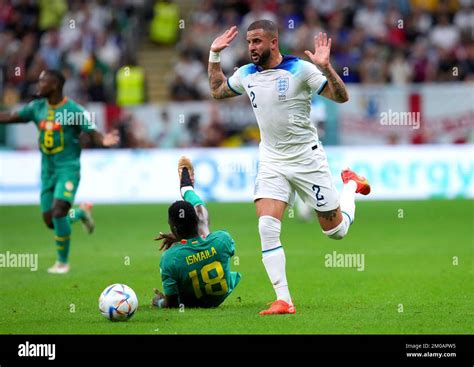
[
  {"left": 210, "top": 26, "right": 238, "bottom": 52},
  {"left": 154, "top": 231, "right": 177, "bottom": 251},
  {"left": 102, "top": 129, "right": 120, "bottom": 147},
  {"left": 305, "top": 32, "right": 331, "bottom": 69},
  {"left": 151, "top": 288, "right": 164, "bottom": 307}
]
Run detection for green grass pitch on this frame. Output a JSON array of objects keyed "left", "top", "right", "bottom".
[{"left": 0, "top": 200, "right": 472, "bottom": 334}]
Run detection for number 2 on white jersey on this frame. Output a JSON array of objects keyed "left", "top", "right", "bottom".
[{"left": 250, "top": 91, "right": 257, "bottom": 108}]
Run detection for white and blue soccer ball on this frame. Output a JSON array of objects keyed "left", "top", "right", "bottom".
[{"left": 99, "top": 284, "right": 138, "bottom": 321}]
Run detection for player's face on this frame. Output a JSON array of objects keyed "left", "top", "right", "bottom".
[
  {"left": 247, "top": 29, "right": 274, "bottom": 66},
  {"left": 36, "top": 71, "right": 56, "bottom": 98}
]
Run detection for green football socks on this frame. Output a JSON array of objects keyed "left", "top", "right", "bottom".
[
  {"left": 52, "top": 216, "right": 71, "bottom": 264},
  {"left": 183, "top": 189, "right": 206, "bottom": 207}
]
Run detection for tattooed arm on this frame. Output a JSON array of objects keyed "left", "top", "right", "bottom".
[
  {"left": 208, "top": 62, "right": 239, "bottom": 99},
  {"left": 319, "top": 64, "right": 349, "bottom": 103},
  {"left": 305, "top": 32, "right": 349, "bottom": 103},
  {"left": 208, "top": 26, "right": 240, "bottom": 100}
]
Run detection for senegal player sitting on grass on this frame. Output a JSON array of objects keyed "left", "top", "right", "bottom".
[
  {"left": 152, "top": 156, "right": 241, "bottom": 308},
  {"left": 0, "top": 70, "right": 119, "bottom": 274}
]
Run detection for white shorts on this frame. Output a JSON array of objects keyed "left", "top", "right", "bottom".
[{"left": 254, "top": 146, "right": 339, "bottom": 212}]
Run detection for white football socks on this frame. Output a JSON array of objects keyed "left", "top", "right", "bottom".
[
  {"left": 340, "top": 180, "right": 357, "bottom": 224},
  {"left": 259, "top": 215, "right": 292, "bottom": 304},
  {"left": 262, "top": 249, "right": 292, "bottom": 304},
  {"left": 324, "top": 180, "right": 357, "bottom": 240}
]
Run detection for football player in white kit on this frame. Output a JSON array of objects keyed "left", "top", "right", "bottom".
[{"left": 208, "top": 20, "right": 371, "bottom": 315}]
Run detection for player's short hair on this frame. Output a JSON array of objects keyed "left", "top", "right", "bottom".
[
  {"left": 168, "top": 200, "right": 199, "bottom": 238},
  {"left": 45, "top": 69, "right": 65, "bottom": 90},
  {"left": 247, "top": 19, "right": 278, "bottom": 37}
]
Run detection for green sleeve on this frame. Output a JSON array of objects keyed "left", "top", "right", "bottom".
[
  {"left": 214, "top": 230, "right": 235, "bottom": 257},
  {"left": 16, "top": 100, "right": 39, "bottom": 123},
  {"left": 225, "top": 233, "right": 236, "bottom": 257},
  {"left": 160, "top": 253, "right": 178, "bottom": 296}
]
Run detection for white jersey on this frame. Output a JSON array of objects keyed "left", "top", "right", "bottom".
[{"left": 227, "top": 55, "right": 327, "bottom": 162}]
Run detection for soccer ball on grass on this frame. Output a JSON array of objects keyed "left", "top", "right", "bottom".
[{"left": 99, "top": 283, "right": 138, "bottom": 321}]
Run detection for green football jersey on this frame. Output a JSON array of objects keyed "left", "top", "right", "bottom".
[
  {"left": 160, "top": 230, "right": 241, "bottom": 308},
  {"left": 17, "top": 97, "right": 95, "bottom": 170}
]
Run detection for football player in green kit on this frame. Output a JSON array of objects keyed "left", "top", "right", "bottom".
[
  {"left": 152, "top": 157, "right": 241, "bottom": 308},
  {"left": 0, "top": 70, "right": 119, "bottom": 274}
]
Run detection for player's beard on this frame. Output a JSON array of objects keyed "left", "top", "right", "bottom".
[{"left": 251, "top": 48, "right": 271, "bottom": 66}]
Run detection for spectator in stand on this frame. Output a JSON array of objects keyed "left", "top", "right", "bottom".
[
  {"left": 173, "top": 50, "right": 207, "bottom": 99},
  {"left": 82, "top": 52, "right": 110, "bottom": 100},
  {"left": 359, "top": 44, "right": 388, "bottom": 83},
  {"left": 150, "top": 0, "right": 180, "bottom": 45},
  {"left": 7, "top": 32, "right": 38, "bottom": 99},
  {"left": 430, "top": 12, "right": 460, "bottom": 52},
  {"left": 436, "top": 48, "right": 458, "bottom": 81},
  {"left": 458, "top": 42, "right": 474, "bottom": 81},
  {"left": 389, "top": 51, "right": 412, "bottom": 84},
  {"left": 410, "top": 39, "right": 436, "bottom": 83},
  {"left": 38, "top": 0, "right": 67, "bottom": 32},
  {"left": 241, "top": 0, "right": 277, "bottom": 31},
  {"left": 61, "top": 64, "right": 82, "bottom": 102},
  {"left": 293, "top": 5, "right": 324, "bottom": 55},
  {"left": 170, "top": 75, "right": 200, "bottom": 101},
  {"left": 354, "top": 0, "right": 387, "bottom": 41},
  {"left": 95, "top": 30, "right": 121, "bottom": 71},
  {"left": 116, "top": 59, "right": 145, "bottom": 106},
  {"left": 155, "top": 109, "right": 181, "bottom": 148},
  {"left": 202, "top": 120, "right": 225, "bottom": 147},
  {"left": 39, "top": 28, "right": 62, "bottom": 70},
  {"left": 454, "top": 3, "right": 474, "bottom": 36},
  {"left": 385, "top": 6, "right": 406, "bottom": 48},
  {"left": 0, "top": 0, "right": 14, "bottom": 32},
  {"left": 202, "top": 103, "right": 225, "bottom": 147},
  {"left": 11, "top": 0, "right": 39, "bottom": 39}
]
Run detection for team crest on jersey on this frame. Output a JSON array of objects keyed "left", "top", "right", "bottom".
[
  {"left": 65, "top": 181, "right": 74, "bottom": 191},
  {"left": 276, "top": 77, "right": 289, "bottom": 100}
]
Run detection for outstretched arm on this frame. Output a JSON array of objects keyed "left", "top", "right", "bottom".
[
  {"left": 305, "top": 32, "right": 349, "bottom": 103},
  {"left": 87, "top": 129, "right": 120, "bottom": 148},
  {"left": 0, "top": 111, "right": 30, "bottom": 124},
  {"left": 208, "top": 26, "right": 240, "bottom": 99}
]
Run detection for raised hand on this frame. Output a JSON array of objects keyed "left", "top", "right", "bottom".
[
  {"left": 210, "top": 26, "right": 239, "bottom": 52},
  {"left": 154, "top": 231, "right": 177, "bottom": 251},
  {"left": 304, "top": 32, "right": 331, "bottom": 70}
]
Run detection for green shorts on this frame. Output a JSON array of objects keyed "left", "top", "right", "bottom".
[{"left": 40, "top": 169, "right": 80, "bottom": 213}]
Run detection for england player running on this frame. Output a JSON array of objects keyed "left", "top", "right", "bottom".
[{"left": 208, "top": 20, "right": 371, "bottom": 315}]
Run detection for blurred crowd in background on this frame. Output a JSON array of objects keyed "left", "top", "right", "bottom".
[
  {"left": 171, "top": 0, "right": 473, "bottom": 100},
  {"left": 0, "top": 0, "right": 472, "bottom": 149},
  {"left": 0, "top": 0, "right": 145, "bottom": 106}
]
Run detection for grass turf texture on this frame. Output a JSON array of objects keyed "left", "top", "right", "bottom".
[{"left": 0, "top": 200, "right": 472, "bottom": 334}]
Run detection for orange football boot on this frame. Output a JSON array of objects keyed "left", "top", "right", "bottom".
[
  {"left": 341, "top": 168, "right": 371, "bottom": 195},
  {"left": 259, "top": 300, "right": 296, "bottom": 315}
]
